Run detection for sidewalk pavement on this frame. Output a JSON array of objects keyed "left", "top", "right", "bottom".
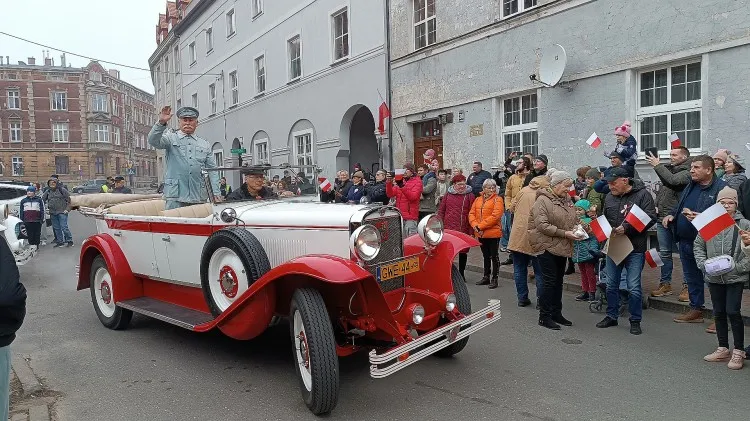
[
  {"left": 464, "top": 248, "right": 750, "bottom": 325},
  {"left": 9, "top": 354, "right": 53, "bottom": 421}
]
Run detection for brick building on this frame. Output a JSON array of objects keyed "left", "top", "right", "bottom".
[{"left": 0, "top": 55, "right": 158, "bottom": 187}]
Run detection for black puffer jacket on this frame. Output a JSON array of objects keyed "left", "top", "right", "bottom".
[
  {"left": 365, "top": 181, "right": 389, "bottom": 205},
  {"left": 602, "top": 179, "right": 657, "bottom": 253},
  {"left": 0, "top": 236, "right": 27, "bottom": 347},
  {"left": 226, "top": 184, "right": 275, "bottom": 201}
]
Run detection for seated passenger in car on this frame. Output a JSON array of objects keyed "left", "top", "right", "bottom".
[{"left": 226, "top": 168, "right": 276, "bottom": 201}]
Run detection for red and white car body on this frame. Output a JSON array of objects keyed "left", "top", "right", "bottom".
[{"left": 75, "top": 165, "right": 501, "bottom": 415}]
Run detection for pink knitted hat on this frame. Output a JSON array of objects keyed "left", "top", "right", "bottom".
[{"left": 614, "top": 121, "right": 632, "bottom": 138}]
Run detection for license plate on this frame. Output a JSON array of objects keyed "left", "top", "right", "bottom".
[{"left": 376, "top": 257, "right": 420, "bottom": 282}]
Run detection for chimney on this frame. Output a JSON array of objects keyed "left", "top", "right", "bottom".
[
  {"left": 60, "top": 53, "right": 66, "bottom": 67},
  {"left": 28, "top": 57, "right": 36, "bottom": 65},
  {"left": 44, "top": 57, "right": 52, "bottom": 66},
  {"left": 109, "top": 69, "right": 120, "bottom": 79}
]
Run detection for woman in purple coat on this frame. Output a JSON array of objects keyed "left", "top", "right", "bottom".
[{"left": 437, "top": 174, "right": 474, "bottom": 279}]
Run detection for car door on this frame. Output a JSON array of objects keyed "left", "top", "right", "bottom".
[
  {"left": 156, "top": 217, "right": 209, "bottom": 286},
  {"left": 108, "top": 218, "right": 160, "bottom": 278}
]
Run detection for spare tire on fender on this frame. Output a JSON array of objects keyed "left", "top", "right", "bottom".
[{"left": 200, "top": 227, "right": 271, "bottom": 317}]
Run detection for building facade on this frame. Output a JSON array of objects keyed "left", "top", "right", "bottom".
[
  {"left": 389, "top": 0, "right": 750, "bottom": 178},
  {"left": 149, "top": 0, "right": 389, "bottom": 187},
  {"left": 0, "top": 56, "right": 157, "bottom": 186}
]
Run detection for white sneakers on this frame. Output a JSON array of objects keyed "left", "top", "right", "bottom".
[{"left": 704, "top": 347, "right": 745, "bottom": 370}]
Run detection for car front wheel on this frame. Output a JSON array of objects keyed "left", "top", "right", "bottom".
[
  {"left": 289, "top": 288, "right": 339, "bottom": 415},
  {"left": 90, "top": 255, "right": 132, "bottom": 330}
]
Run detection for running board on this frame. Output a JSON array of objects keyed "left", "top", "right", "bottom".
[{"left": 118, "top": 297, "right": 214, "bottom": 330}]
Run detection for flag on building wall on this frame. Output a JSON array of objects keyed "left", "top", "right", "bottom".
[{"left": 378, "top": 102, "right": 391, "bottom": 135}]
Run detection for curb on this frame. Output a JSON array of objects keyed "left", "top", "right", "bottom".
[
  {"left": 11, "top": 354, "right": 42, "bottom": 397},
  {"left": 466, "top": 263, "right": 750, "bottom": 326}
]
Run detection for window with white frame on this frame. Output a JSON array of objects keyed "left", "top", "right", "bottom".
[
  {"left": 229, "top": 71, "right": 239, "bottom": 106},
  {"left": 638, "top": 61, "right": 702, "bottom": 152},
  {"left": 165, "top": 57, "right": 170, "bottom": 85},
  {"left": 503, "top": 0, "right": 537, "bottom": 17},
  {"left": 332, "top": 8, "right": 349, "bottom": 61},
  {"left": 294, "top": 131, "right": 313, "bottom": 176},
  {"left": 93, "top": 124, "right": 110, "bottom": 143},
  {"left": 92, "top": 93, "right": 108, "bottom": 112},
  {"left": 191, "top": 92, "right": 198, "bottom": 108},
  {"left": 189, "top": 42, "right": 197, "bottom": 65},
  {"left": 252, "top": 0, "right": 263, "bottom": 17},
  {"left": 502, "top": 93, "right": 538, "bottom": 157},
  {"left": 52, "top": 91, "right": 67, "bottom": 110},
  {"left": 255, "top": 140, "right": 268, "bottom": 164},
  {"left": 52, "top": 122, "right": 69, "bottom": 142},
  {"left": 209, "top": 83, "right": 217, "bottom": 115},
  {"left": 114, "top": 126, "right": 121, "bottom": 145},
  {"left": 206, "top": 27, "right": 214, "bottom": 53},
  {"left": 213, "top": 150, "right": 224, "bottom": 173},
  {"left": 288, "top": 36, "right": 302, "bottom": 81},
  {"left": 111, "top": 98, "right": 119, "bottom": 116},
  {"left": 9, "top": 121, "right": 22, "bottom": 142},
  {"left": 12, "top": 157, "right": 23, "bottom": 176},
  {"left": 226, "top": 9, "right": 236, "bottom": 37},
  {"left": 7, "top": 90, "right": 20, "bottom": 109},
  {"left": 174, "top": 45, "right": 180, "bottom": 74},
  {"left": 255, "top": 55, "right": 266, "bottom": 94},
  {"left": 413, "top": 0, "right": 436, "bottom": 50}
]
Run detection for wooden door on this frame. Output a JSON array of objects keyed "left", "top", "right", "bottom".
[{"left": 413, "top": 119, "right": 444, "bottom": 169}]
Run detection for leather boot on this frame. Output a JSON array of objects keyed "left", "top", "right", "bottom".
[
  {"left": 539, "top": 317, "right": 561, "bottom": 330},
  {"left": 476, "top": 276, "right": 490, "bottom": 286},
  {"left": 488, "top": 276, "right": 499, "bottom": 289}
]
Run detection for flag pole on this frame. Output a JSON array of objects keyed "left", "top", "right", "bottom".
[{"left": 383, "top": 0, "right": 395, "bottom": 171}]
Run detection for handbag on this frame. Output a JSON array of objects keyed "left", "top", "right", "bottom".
[{"left": 704, "top": 227, "right": 738, "bottom": 277}]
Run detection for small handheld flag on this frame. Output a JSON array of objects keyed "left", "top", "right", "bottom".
[
  {"left": 645, "top": 249, "right": 664, "bottom": 268},
  {"left": 669, "top": 134, "right": 681, "bottom": 148},
  {"left": 319, "top": 178, "right": 332, "bottom": 192},
  {"left": 691, "top": 203, "right": 735, "bottom": 241},
  {"left": 586, "top": 133, "right": 602, "bottom": 149},
  {"left": 568, "top": 184, "right": 577, "bottom": 197},
  {"left": 624, "top": 204, "right": 651, "bottom": 232},
  {"left": 590, "top": 215, "right": 613, "bottom": 242}
]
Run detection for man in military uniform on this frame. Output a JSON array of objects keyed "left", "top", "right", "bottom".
[
  {"left": 148, "top": 106, "right": 221, "bottom": 209},
  {"left": 227, "top": 167, "right": 276, "bottom": 201}
]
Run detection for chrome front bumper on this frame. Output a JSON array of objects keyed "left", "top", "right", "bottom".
[{"left": 369, "top": 299, "right": 501, "bottom": 378}]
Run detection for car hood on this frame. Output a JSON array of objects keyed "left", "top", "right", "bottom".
[{"left": 231, "top": 200, "right": 378, "bottom": 228}]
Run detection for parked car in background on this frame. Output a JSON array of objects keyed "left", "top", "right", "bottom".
[
  {"left": 71, "top": 179, "right": 108, "bottom": 194},
  {"left": 0, "top": 183, "right": 29, "bottom": 217}
]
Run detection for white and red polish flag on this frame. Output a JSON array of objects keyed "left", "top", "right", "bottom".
[
  {"left": 568, "top": 184, "right": 577, "bottom": 197},
  {"left": 586, "top": 132, "right": 602, "bottom": 149},
  {"left": 319, "top": 177, "right": 332, "bottom": 192},
  {"left": 692, "top": 203, "right": 736, "bottom": 241},
  {"left": 624, "top": 204, "right": 651, "bottom": 232},
  {"left": 669, "top": 133, "right": 681, "bottom": 148},
  {"left": 645, "top": 248, "right": 664, "bottom": 268},
  {"left": 589, "top": 215, "right": 613, "bottom": 242}
]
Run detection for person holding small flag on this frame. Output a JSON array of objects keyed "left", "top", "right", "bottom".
[
  {"left": 664, "top": 155, "right": 727, "bottom": 322},
  {"left": 645, "top": 146, "right": 692, "bottom": 298},
  {"left": 694, "top": 186, "right": 748, "bottom": 369},
  {"left": 595, "top": 167, "right": 657, "bottom": 335}
]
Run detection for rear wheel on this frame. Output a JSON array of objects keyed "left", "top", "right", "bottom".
[
  {"left": 289, "top": 288, "right": 339, "bottom": 415},
  {"left": 435, "top": 264, "right": 471, "bottom": 357},
  {"left": 90, "top": 255, "right": 132, "bottom": 330}
]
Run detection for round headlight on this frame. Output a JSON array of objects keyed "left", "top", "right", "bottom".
[
  {"left": 220, "top": 208, "right": 237, "bottom": 223},
  {"left": 418, "top": 214, "right": 444, "bottom": 246},
  {"left": 410, "top": 304, "right": 425, "bottom": 325},
  {"left": 349, "top": 224, "right": 381, "bottom": 262},
  {"left": 443, "top": 293, "right": 457, "bottom": 312}
]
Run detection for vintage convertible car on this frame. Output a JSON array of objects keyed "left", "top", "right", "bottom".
[{"left": 75, "top": 165, "right": 501, "bottom": 415}]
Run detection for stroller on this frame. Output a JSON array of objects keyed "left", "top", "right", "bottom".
[{"left": 587, "top": 249, "right": 648, "bottom": 315}]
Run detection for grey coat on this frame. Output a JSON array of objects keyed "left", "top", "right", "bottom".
[
  {"left": 42, "top": 182, "right": 70, "bottom": 215},
  {"left": 653, "top": 158, "right": 691, "bottom": 219},
  {"left": 722, "top": 172, "right": 747, "bottom": 191},
  {"left": 694, "top": 211, "right": 750, "bottom": 285},
  {"left": 419, "top": 174, "right": 438, "bottom": 213}
]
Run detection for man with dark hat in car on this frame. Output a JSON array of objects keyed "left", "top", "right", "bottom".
[
  {"left": 111, "top": 176, "right": 132, "bottom": 194},
  {"left": 227, "top": 167, "right": 276, "bottom": 201},
  {"left": 148, "top": 105, "right": 221, "bottom": 209}
]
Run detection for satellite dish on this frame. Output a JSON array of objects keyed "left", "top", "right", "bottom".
[{"left": 538, "top": 44, "right": 567, "bottom": 87}]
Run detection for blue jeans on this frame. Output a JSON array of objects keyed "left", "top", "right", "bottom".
[
  {"left": 605, "top": 253, "right": 645, "bottom": 322},
  {"left": 678, "top": 239, "right": 705, "bottom": 310},
  {"left": 500, "top": 211, "right": 512, "bottom": 249},
  {"left": 512, "top": 252, "right": 543, "bottom": 301},
  {"left": 51, "top": 213, "right": 72, "bottom": 243},
  {"left": 0, "top": 345, "right": 10, "bottom": 421},
  {"left": 655, "top": 224, "right": 676, "bottom": 284}
]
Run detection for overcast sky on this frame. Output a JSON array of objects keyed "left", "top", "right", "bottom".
[{"left": 1, "top": 0, "right": 165, "bottom": 93}]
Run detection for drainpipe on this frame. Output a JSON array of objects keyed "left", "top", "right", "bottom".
[{"left": 384, "top": 0, "right": 395, "bottom": 171}]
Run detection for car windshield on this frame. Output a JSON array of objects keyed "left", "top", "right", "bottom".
[{"left": 209, "top": 165, "right": 319, "bottom": 204}]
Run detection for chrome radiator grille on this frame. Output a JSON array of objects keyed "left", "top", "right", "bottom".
[{"left": 358, "top": 213, "right": 405, "bottom": 292}]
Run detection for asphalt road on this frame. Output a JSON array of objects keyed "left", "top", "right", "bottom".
[{"left": 11, "top": 212, "right": 750, "bottom": 421}]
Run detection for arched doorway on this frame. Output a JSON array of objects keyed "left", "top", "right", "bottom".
[{"left": 340, "top": 105, "right": 379, "bottom": 178}]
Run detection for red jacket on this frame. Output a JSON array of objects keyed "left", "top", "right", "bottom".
[
  {"left": 386, "top": 176, "right": 423, "bottom": 221},
  {"left": 437, "top": 188, "right": 474, "bottom": 236}
]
